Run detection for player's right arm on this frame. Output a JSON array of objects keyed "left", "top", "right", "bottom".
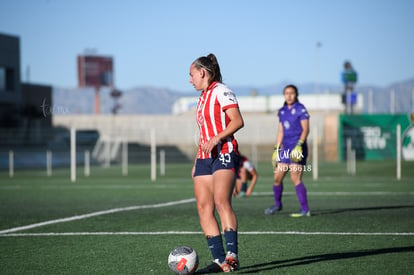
[
  {"left": 275, "top": 121, "right": 283, "bottom": 148},
  {"left": 246, "top": 168, "right": 258, "bottom": 196}
]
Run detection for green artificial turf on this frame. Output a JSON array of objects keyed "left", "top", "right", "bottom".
[{"left": 0, "top": 161, "right": 413, "bottom": 274}]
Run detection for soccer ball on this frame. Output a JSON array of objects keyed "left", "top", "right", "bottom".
[{"left": 168, "top": 246, "right": 199, "bottom": 275}]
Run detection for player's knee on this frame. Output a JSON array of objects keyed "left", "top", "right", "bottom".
[
  {"left": 214, "top": 199, "right": 231, "bottom": 214},
  {"left": 273, "top": 174, "right": 284, "bottom": 184},
  {"left": 273, "top": 180, "right": 283, "bottom": 186},
  {"left": 197, "top": 202, "right": 214, "bottom": 216}
]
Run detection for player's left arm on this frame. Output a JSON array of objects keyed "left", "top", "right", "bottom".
[
  {"left": 290, "top": 119, "right": 310, "bottom": 162},
  {"left": 299, "top": 119, "right": 310, "bottom": 143},
  {"left": 220, "top": 107, "right": 244, "bottom": 139}
]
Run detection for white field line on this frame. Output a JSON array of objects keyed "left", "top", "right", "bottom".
[
  {"left": 1, "top": 193, "right": 413, "bottom": 236},
  {"left": 0, "top": 198, "right": 196, "bottom": 235},
  {"left": 1, "top": 231, "right": 413, "bottom": 237}
]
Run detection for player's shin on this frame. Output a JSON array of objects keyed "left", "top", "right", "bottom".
[
  {"left": 273, "top": 184, "right": 283, "bottom": 208},
  {"left": 295, "top": 182, "right": 309, "bottom": 212}
]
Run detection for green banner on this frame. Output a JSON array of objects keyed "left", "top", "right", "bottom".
[{"left": 339, "top": 114, "right": 411, "bottom": 160}]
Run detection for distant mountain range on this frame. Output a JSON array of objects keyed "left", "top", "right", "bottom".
[{"left": 53, "top": 77, "right": 414, "bottom": 115}]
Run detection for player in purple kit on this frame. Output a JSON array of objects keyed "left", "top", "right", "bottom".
[{"left": 264, "top": 84, "right": 311, "bottom": 217}]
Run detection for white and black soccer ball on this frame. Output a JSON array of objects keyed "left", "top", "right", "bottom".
[{"left": 168, "top": 246, "right": 199, "bottom": 275}]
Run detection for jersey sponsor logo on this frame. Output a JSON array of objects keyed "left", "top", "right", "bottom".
[
  {"left": 223, "top": 91, "right": 236, "bottom": 97},
  {"left": 223, "top": 91, "right": 236, "bottom": 103}
]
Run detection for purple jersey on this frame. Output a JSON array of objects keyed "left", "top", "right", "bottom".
[{"left": 278, "top": 102, "right": 310, "bottom": 146}]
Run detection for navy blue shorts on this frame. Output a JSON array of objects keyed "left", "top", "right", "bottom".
[{"left": 193, "top": 151, "right": 240, "bottom": 177}]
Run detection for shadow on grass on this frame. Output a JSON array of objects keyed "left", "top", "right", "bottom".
[
  {"left": 312, "top": 205, "right": 414, "bottom": 216},
  {"left": 238, "top": 246, "right": 414, "bottom": 274}
]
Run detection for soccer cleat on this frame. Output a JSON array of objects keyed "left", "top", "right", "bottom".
[
  {"left": 225, "top": 251, "right": 239, "bottom": 270},
  {"left": 264, "top": 204, "right": 282, "bottom": 215},
  {"left": 195, "top": 259, "right": 232, "bottom": 273},
  {"left": 290, "top": 210, "right": 311, "bottom": 217}
]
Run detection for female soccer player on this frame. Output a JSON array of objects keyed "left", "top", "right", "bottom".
[
  {"left": 264, "top": 84, "right": 311, "bottom": 217},
  {"left": 190, "top": 53, "right": 244, "bottom": 272}
]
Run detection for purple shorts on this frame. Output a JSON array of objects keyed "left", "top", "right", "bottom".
[{"left": 277, "top": 142, "right": 308, "bottom": 165}]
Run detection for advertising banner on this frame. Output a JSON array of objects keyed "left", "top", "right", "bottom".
[
  {"left": 339, "top": 114, "right": 411, "bottom": 160},
  {"left": 77, "top": 55, "right": 113, "bottom": 88}
]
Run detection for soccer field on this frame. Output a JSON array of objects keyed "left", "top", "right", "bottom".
[{"left": 1, "top": 161, "right": 413, "bottom": 274}]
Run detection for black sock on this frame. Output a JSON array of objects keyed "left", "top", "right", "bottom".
[
  {"left": 224, "top": 229, "right": 238, "bottom": 255},
  {"left": 207, "top": 235, "right": 225, "bottom": 262}
]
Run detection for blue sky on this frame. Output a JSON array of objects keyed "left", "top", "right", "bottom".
[{"left": 1, "top": 0, "right": 413, "bottom": 92}]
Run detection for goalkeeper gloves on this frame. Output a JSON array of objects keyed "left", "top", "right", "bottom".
[
  {"left": 272, "top": 145, "right": 281, "bottom": 168},
  {"left": 290, "top": 140, "right": 304, "bottom": 163}
]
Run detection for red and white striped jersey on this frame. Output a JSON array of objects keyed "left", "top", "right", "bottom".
[{"left": 196, "top": 81, "right": 240, "bottom": 159}]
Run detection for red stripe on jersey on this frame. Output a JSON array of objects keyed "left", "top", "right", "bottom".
[
  {"left": 214, "top": 96, "right": 223, "bottom": 135},
  {"left": 205, "top": 89, "right": 216, "bottom": 141},
  {"left": 196, "top": 82, "right": 240, "bottom": 159}
]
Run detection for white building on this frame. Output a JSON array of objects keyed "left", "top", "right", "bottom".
[{"left": 172, "top": 93, "right": 363, "bottom": 114}]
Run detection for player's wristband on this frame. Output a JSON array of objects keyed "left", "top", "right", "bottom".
[{"left": 297, "top": 140, "right": 304, "bottom": 145}]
